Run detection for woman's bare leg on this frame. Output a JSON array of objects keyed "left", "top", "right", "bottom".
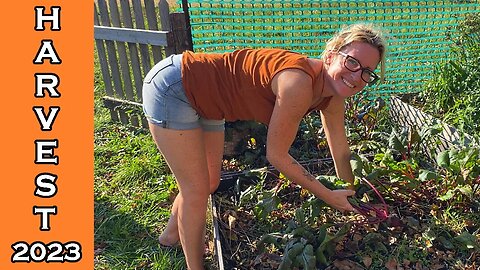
[
  {"left": 158, "top": 195, "right": 181, "bottom": 246},
  {"left": 203, "top": 130, "right": 224, "bottom": 194},
  {"left": 158, "top": 129, "right": 225, "bottom": 243},
  {"left": 149, "top": 123, "right": 210, "bottom": 270}
]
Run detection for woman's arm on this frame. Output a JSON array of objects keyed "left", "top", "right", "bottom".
[
  {"left": 267, "top": 70, "right": 354, "bottom": 212},
  {"left": 320, "top": 97, "right": 354, "bottom": 187}
]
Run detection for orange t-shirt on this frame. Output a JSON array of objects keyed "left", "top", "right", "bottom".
[{"left": 181, "top": 48, "right": 331, "bottom": 125}]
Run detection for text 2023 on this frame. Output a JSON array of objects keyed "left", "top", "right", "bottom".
[{"left": 11, "top": 241, "right": 82, "bottom": 263}]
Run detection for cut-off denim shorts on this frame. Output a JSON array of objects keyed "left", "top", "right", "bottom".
[{"left": 142, "top": 54, "right": 225, "bottom": 131}]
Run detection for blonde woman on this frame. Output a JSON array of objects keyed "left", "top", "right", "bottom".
[{"left": 142, "top": 23, "right": 387, "bottom": 270}]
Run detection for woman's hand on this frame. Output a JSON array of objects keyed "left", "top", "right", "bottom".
[{"left": 322, "top": 189, "right": 356, "bottom": 213}]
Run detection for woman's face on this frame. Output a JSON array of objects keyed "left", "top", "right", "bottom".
[{"left": 325, "top": 41, "right": 381, "bottom": 98}]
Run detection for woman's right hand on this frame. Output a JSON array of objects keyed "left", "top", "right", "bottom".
[{"left": 322, "top": 189, "right": 356, "bottom": 213}]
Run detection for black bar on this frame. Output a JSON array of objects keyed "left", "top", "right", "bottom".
[{"left": 181, "top": 0, "right": 194, "bottom": 51}]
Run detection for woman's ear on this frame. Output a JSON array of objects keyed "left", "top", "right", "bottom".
[{"left": 324, "top": 50, "right": 335, "bottom": 65}]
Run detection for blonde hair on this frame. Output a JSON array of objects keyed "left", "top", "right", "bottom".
[{"left": 321, "top": 23, "right": 387, "bottom": 82}]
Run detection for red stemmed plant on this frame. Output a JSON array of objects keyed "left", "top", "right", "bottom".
[{"left": 348, "top": 177, "right": 389, "bottom": 224}]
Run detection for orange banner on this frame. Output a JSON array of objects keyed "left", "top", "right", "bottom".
[{"left": 0, "top": 1, "right": 93, "bottom": 269}]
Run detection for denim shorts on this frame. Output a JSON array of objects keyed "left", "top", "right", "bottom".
[{"left": 142, "top": 54, "right": 225, "bottom": 131}]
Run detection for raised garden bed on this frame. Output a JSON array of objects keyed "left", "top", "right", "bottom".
[{"left": 206, "top": 98, "right": 480, "bottom": 270}]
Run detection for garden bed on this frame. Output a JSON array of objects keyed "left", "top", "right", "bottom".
[
  {"left": 207, "top": 100, "right": 480, "bottom": 269},
  {"left": 211, "top": 165, "right": 478, "bottom": 269}
]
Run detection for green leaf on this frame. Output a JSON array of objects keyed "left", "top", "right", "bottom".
[
  {"left": 437, "top": 236, "right": 455, "bottom": 250},
  {"left": 254, "top": 193, "right": 280, "bottom": 220},
  {"left": 294, "top": 208, "right": 306, "bottom": 225},
  {"left": 362, "top": 232, "right": 384, "bottom": 245},
  {"left": 350, "top": 159, "right": 364, "bottom": 177},
  {"left": 317, "top": 224, "right": 328, "bottom": 244},
  {"left": 365, "top": 170, "right": 380, "bottom": 181},
  {"left": 239, "top": 185, "right": 257, "bottom": 206},
  {"left": 457, "top": 185, "right": 473, "bottom": 197},
  {"left": 408, "top": 127, "right": 421, "bottom": 145},
  {"left": 350, "top": 153, "right": 365, "bottom": 177},
  {"left": 418, "top": 169, "right": 439, "bottom": 182},
  {"left": 388, "top": 133, "right": 405, "bottom": 153},
  {"left": 438, "top": 189, "right": 456, "bottom": 201},
  {"left": 436, "top": 151, "right": 450, "bottom": 168},
  {"left": 423, "top": 125, "right": 442, "bottom": 137},
  {"left": 300, "top": 244, "right": 316, "bottom": 270},
  {"left": 257, "top": 233, "right": 284, "bottom": 252},
  {"left": 287, "top": 242, "right": 305, "bottom": 260},
  {"left": 278, "top": 256, "right": 293, "bottom": 270},
  {"left": 454, "top": 231, "right": 480, "bottom": 250},
  {"left": 315, "top": 245, "right": 328, "bottom": 266},
  {"left": 373, "top": 242, "right": 388, "bottom": 253}
]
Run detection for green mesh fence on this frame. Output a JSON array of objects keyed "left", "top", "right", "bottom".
[{"left": 179, "top": 0, "right": 480, "bottom": 96}]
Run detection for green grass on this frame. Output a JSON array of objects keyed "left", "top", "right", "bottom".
[
  {"left": 94, "top": 108, "right": 187, "bottom": 269},
  {"left": 93, "top": 97, "right": 220, "bottom": 269},
  {"left": 94, "top": 46, "right": 190, "bottom": 269}
]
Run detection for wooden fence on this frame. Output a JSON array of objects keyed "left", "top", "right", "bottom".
[{"left": 94, "top": 0, "right": 191, "bottom": 128}]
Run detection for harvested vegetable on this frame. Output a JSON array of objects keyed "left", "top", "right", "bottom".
[{"left": 349, "top": 177, "right": 389, "bottom": 224}]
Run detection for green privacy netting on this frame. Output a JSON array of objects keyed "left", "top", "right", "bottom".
[{"left": 179, "top": 0, "right": 480, "bottom": 96}]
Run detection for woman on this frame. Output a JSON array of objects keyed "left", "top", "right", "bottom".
[{"left": 142, "top": 23, "right": 387, "bottom": 269}]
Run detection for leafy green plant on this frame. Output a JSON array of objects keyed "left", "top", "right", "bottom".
[
  {"left": 256, "top": 210, "right": 351, "bottom": 270},
  {"left": 432, "top": 147, "right": 480, "bottom": 204},
  {"left": 421, "top": 13, "right": 480, "bottom": 135}
]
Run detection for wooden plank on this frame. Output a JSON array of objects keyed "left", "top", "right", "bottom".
[
  {"left": 120, "top": 0, "right": 144, "bottom": 103},
  {"left": 132, "top": 0, "right": 153, "bottom": 74},
  {"left": 94, "top": 1, "right": 118, "bottom": 122},
  {"left": 210, "top": 196, "right": 225, "bottom": 270},
  {"left": 159, "top": 0, "right": 175, "bottom": 56},
  {"left": 109, "top": 0, "right": 138, "bottom": 126},
  {"left": 94, "top": 2, "right": 113, "bottom": 98},
  {"left": 108, "top": 0, "right": 132, "bottom": 100},
  {"left": 98, "top": 0, "right": 128, "bottom": 124},
  {"left": 103, "top": 96, "right": 143, "bottom": 108},
  {"left": 144, "top": 0, "right": 163, "bottom": 63},
  {"left": 94, "top": 25, "right": 170, "bottom": 46}
]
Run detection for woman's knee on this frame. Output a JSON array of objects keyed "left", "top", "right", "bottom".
[{"left": 181, "top": 185, "right": 210, "bottom": 205}]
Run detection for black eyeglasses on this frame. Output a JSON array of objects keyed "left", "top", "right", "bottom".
[{"left": 338, "top": 51, "right": 379, "bottom": 85}]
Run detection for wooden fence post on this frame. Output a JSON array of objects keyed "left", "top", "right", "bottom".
[{"left": 170, "top": 12, "right": 192, "bottom": 53}]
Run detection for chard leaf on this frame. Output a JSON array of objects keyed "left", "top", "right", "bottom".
[
  {"left": 350, "top": 159, "right": 364, "bottom": 177},
  {"left": 388, "top": 133, "right": 405, "bottom": 153},
  {"left": 438, "top": 189, "right": 456, "bottom": 201},
  {"left": 437, "top": 236, "right": 455, "bottom": 250},
  {"left": 300, "top": 244, "right": 316, "bottom": 270},
  {"left": 436, "top": 151, "right": 450, "bottom": 168},
  {"left": 458, "top": 185, "right": 473, "bottom": 197},
  {"left": 454, "top": 231, "right": 480, "bottom": 250},
  {"left": 254, "top": 193, "right": 280, "bottom": 220},
  {"left": 418, "top": 169, "right": 439, "bottom": 182}
]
